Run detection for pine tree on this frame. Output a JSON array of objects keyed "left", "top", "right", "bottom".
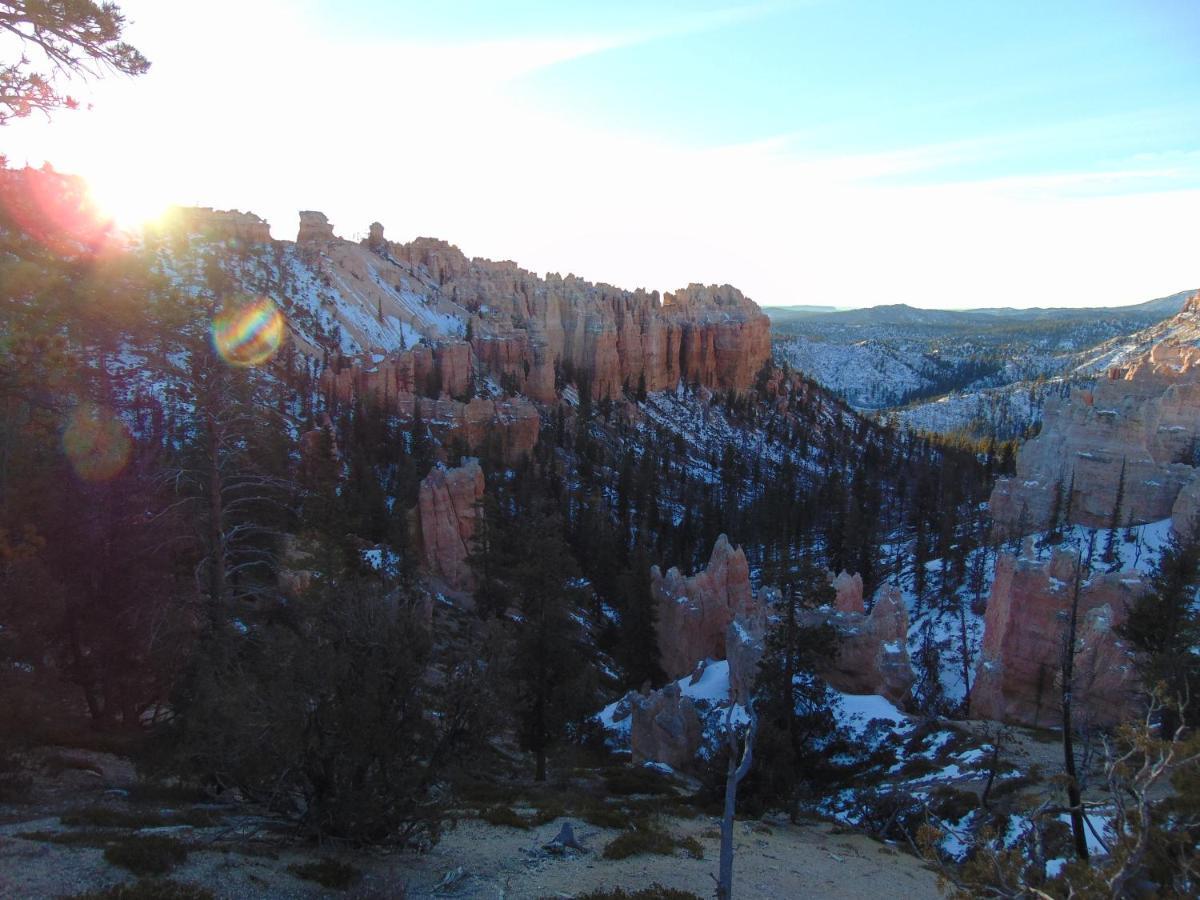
[
  {"left": 0, "top": 1, "right": 149, "bottom": 125},
  {"left": 1102, "top": 458, "right": 1127, "bottom": 567},
  {"left": 751, "top": 553, "right": 841, "bottom": 820},
  {"left": 1118, "top": 518, "right": 1200, "bottom": 733}
]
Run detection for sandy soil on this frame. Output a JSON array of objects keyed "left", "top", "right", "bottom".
[
  {"left": 0, "top": 810, "right": 943, "bottom": 899},
  {"left": 0, "top": 745, "right": 945, "bottom": 899}
]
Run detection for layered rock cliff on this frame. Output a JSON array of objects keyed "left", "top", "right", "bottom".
[
  {"left": 990, "top": 292, "right": 1200, "bottom": 538},
  {"left": 971, "top": 544, "right": 1142, "bottom": 727},
  {"left": 170, "top": 209, "right": 770, "bottom": 465}
]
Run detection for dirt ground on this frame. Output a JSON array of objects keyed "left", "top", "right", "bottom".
[
  {"left": 0, "top": 747, "right": 944, "bottom": 899},
  {"left": 0, "top": 812, "right": 944, "bottom": 899}
]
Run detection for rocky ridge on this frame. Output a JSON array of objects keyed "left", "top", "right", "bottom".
[{"left": 990, "top": 292, "right": 1200, "bottom": 538}]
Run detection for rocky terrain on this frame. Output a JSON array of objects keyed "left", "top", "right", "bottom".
[
  {"left": 990, "top": 292, "right": 1200, "bottom": 537},
  {"left": 769, "top": 291, "right": 1195, "bottom": 435}
]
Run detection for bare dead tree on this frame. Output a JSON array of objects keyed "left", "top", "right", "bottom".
[
  {"left": 1060, "top": 545, "right": 1090, "bottom": 861},
  {"left": 715, "top": 700, "right": 758, "bottom": 900}
]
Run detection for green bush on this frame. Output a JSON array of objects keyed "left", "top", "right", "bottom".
[
  {"left": 288, "top": 858, "right": 360, "bottom": 890},
  {"left": 103, "top": 836, "right": 189, "bottom": 876}
]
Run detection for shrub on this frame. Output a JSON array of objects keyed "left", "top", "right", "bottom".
[
  {"left": 603, "top": 768, "right": 677, "bottom": 796},
  {"left": 103, "top": 836, "right": 189, "bottom": 876},
  {"left": 602, "top": 825, "right": 701, "bottom": 861},
  {"left": 18, "top": 829, "right": 123, "bottom": 848},
  {"left": 676, "top": 835, "right": 704, "bottom": 859},
  {"left": 928, "top": 786, "right": 978, "bottom": 823},
  {"left": 163, "top": 582, "right": 495, "bottom": 846},
  {"left": 288, "top": 858, "right": 360, "bottom": 889},
  {"left": 64, "top": 880, "right": 214, "bottom": 900},
  {"left": 578, "top": 801, "right": 633, "bottom": 830},
  {"left": 603, "top": 827, "right": 677, "bottom": 860},
  {"left": 897, "top": 756, "right": 940, "bottom": 779},
  {"left": 574, "top": 886, "right": 702, "bottom": 900}
]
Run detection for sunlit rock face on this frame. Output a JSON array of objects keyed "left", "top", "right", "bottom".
[
  {"left": 170, "top": 207, "right": 271, "bottom": 243},
  {"left": 393, "top": 238, "right": 772, "bottom": 403},
  {"left": 652, "top": 535, "right": 760, "bottom": 680},
  {"left": 990, "top": 293, "right": 1200, "bottom": 540},
  {"left": 971, "top": 545, "right": 1142, "bottom": 728},
  {"left": 297, "top": 210, "right": 335, "bottom": 244},
  {"left": 415, "top": 460, "right": 485, "bottom": 595}
]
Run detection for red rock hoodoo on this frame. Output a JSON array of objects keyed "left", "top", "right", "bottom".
[
  {"left": 971, "top": 544, "right": 1142, "bottom": 727},
  {"left": 652, "top": 535, "right": 759, "bottom": 680},
  {"left": 415, "top": 460, "right": 485, "bottom": 594}
]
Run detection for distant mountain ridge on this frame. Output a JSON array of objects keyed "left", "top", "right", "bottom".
[
  {"left": 771, "top": 289, "right": 1196, "bottom": 418},
  {"left": 768, "top": 291, "right": 1194, "bottom": 331}
]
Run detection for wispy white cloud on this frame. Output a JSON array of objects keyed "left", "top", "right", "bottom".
[{"left": 4, "top": 0, "right": 1194, "bottom": 310}]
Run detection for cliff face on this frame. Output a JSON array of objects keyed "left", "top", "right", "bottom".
[
  {"left": 800, "top": 585, "right": 914, "bottom": 706},
  {"left": 391, "top": 237, "right": 772, "bottom": 403},
  {"left": 990, "top": 293, "right": 1200, "bottom": 538},
  {"left": 652, "top": 535, "right": 759, "bottom": 680},
  {"left": 972, "top": 544, "right": 1142, "bottom": 727},
  {"left": 415, "top": 461, "right": 485, "bottom": 595},
  {"left": 172, "top": 209, "right": 770, "bottom": 465}
]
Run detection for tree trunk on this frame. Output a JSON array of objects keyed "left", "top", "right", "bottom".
[
  {"left": 535, "top": 747, "right": 546, "bottom": 783},
  {"left": 717, "top": 703, "right": 757, "bottom": 900},
  {"left": 1061, "top": 551, "right": 1089, "bottom": 861}
]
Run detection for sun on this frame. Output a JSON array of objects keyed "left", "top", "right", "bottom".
[{"left": 82, "top": 162, "right": 176, "bottom": 234}]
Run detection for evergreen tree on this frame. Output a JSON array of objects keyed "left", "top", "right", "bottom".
[
  {"left": 750, "top": 553, "right": 842, "bottom": 819},
  {"left": 1102, "top": 458, "right": 1127, "bottom": 567},
  {"left": 0, "top": 1, "right": 149, "bottom": 124},
  {"left": 1118, "top": 519, "right": 1200, "bottom": 734}
]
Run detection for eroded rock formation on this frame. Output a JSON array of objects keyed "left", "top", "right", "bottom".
[
  {"left": 653, "top": 535, "right": 759, "bottom": 679},
  {"left": 629, "top": 684, "right": 705, "bottom": 770},
  {"left": 832, "top": 570, "right": 865, "bottom": 614},
  {"left": 297, "top": 210, "right": 335, "bottom": 243},
  {"left": 415, "top": 460, "right": 485, "bottom": 594},
  {"left": 990, "top": 294, "right": 1200, "bottom": 538},
  {"left": 806, "top": 585, "right": 914, "bottom": 705},
  {"left": 971, "top": 544, "right": 1142, "bottom": 727},
  {"left": 394, "top": 238, "right": 771, "bottom": 403},
  {"left": 726, "top": 591, "right": 771, "bottom": 705},
  {"left": 170, "top": 207, "right": 271, "bottom": 243}
]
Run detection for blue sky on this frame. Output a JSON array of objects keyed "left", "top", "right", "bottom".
[{"left": 5, "top": 0, "right": 1198, "bottom": 307}]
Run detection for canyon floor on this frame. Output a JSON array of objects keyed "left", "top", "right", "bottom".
[{"left": 0, "top": 747, "right": 944, "bottom": 900}]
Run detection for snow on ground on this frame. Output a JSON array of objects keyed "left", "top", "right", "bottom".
[{"left": 835, "top": 693, "right": 910, "bottom": 738}]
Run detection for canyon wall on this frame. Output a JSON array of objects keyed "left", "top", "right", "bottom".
[
  {"left": 415, "top": 461, "right": 485, "bottom": 595},
  {"left": 393, "top": 237, "right": 772, "bottom": 403},
  {"left": 972, "top": 544, "right": 1142, "bottom": 727},
  {"left": 990, "top": 294, "right": 1200, "bottom": 538}
]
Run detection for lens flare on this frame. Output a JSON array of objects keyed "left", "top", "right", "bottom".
[
  {"left": 63, "top": 404, "right": 133, "bottom": 482},
  {"left": 0, "top": 167, "right": 123, "bottom": 258},
  {"left": 212, "top": 298, "right": 285, "bottom": 366}
]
